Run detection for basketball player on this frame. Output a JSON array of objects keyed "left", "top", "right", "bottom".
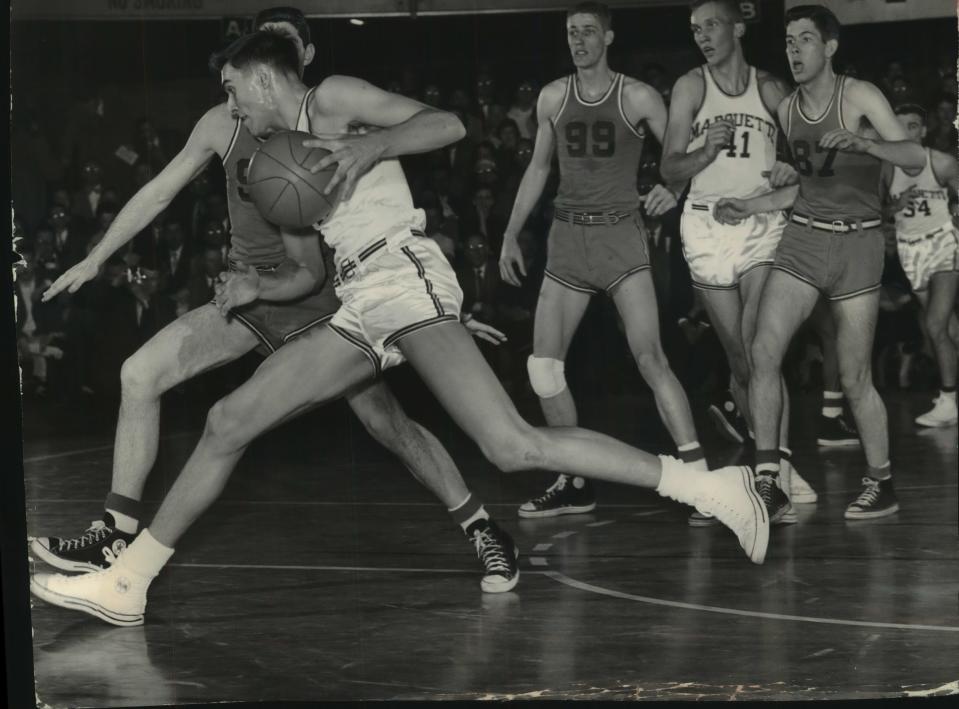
[
  {"left": 883, "top": 103, "right": 959, "bottom": 428},
  {"left": 498, "top": 1, "right": 707, "bottom": 520},
  {"left": 31, "top": 30, "right": 770, "bottom": 627},
  {"left": 660, "top": 0, "right": 817, "bottom": 526},
  {"left": 30, "top": 7, "right": 522, "bottom": 595},
  {"left": 714, "top": 4, "right": 926, "bottom": 520}
]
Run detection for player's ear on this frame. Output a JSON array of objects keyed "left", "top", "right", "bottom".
[
  {"left": 303, "top": 42, "right": 316, "bottom": 68},
  {"left": 604, "top": 29, "right": 614, "bottom": 47},
  {"left": 733, "top": 20, "right": 746, "bottom": 40},
  {"left": 921, "top": 124, "right": 928, "bottom": 140},
  {"left": 824, "top": 38, "right": 838, "bottom": 60}
]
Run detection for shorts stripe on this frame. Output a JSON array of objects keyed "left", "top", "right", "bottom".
[
  {"left": 382, "top": 314, "right": 460, "bottom": 349},
  {"left": 828, "top": 283, "right": 881, "bottom": 301},
  {"left": 281, "top": 313, "right": 335, "bottom": 343},
  {"left": 693, "top": 280, "right": 739, "bottom": 291},
  {"left": 770, "top": 264, "right": 822, "bottom": 292},
  {"left": 605, "top": 265, "right": 650, "bottom": 293},
  {"left": 401, "top": 246, "right": 444, "bottom": 317},
  {"left": 740, "top": 260, "right": 775, "bottom": 278},
  {"left": 230, "top": 310, "right": 277, "bottom": 354},
  {"left": 328, "top": 322, "right": 381, "bottom": 378},
  {"left": 544, "top": 269, "right": 599, "bottom": 295}
]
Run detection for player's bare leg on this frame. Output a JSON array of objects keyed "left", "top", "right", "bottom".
[
  {"left": 915, "top": 272, "right": 959, "bottom": 427},
  {"left": 397, "top": 321, "right": 768, "bottom": 564},
  {"left": 749, "top": 271, "right": 820, "bottom": 522},
  {"left": 519, "top": 278, "right": 595, "bottom": 518},
  {"left": 29, "top": 304, "right": 260, "bottom": 572},
  {"left": 831, "top": 292, "right": 900, "bottom": 519},
  {"left": 700, "top": 286, "right": 751, "bottom": 432},
  {"left": 809, "top": 298, "right": 860, "bottom": 446}
]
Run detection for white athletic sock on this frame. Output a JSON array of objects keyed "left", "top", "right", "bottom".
[
  {"left": 941, "top": 389, "right": 957, "bottom": 403},
  {"left": 106, "top": 509, "right": 139, "bottom": 535},
  {"left": 655, "top": 455, "right": 702, "bottom": 507},
  {"left": 822, "top": 390, "right": 843, "bottom": 418},
  {"left": 122, "top": 529, "right": 174, "bottom": 579}
]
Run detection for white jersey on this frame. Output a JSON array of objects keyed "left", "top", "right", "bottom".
[
  {"left": 297, "top": 86, "right": 425, "bottom": 259},
  {"left": 687, "top": 65, "right": 778, "bottom": 203},
  {"left": 891, "top": 148, "right": 952, "bottom": 238}
]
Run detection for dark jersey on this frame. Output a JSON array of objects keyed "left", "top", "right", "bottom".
[
  {"left": 551, "top": 73, "right": 646, "bottom": 211},
  {"left": 785, "top": 75, "right": 882, "bottom": 221},
  {"left": 222, "top": 119, "right": 288, "bottom": 267}
]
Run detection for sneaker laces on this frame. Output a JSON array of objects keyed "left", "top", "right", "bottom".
[
  {"left": 851, "top": 477, "right": 880, "bottom": 508},
  {"left": 471, "top": 528, "right": 511, "bottom": 576},
  {"left": 57, "top": 520, "right": 112, "bottom": 552},
  {"left": 755, "top": 474, "right": 778, "bottom": 506},
  {"left": 529, "top": 476, "right": 569, "bottom": 506}
]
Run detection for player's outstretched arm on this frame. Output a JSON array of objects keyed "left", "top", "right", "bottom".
[
  {"left": 499, "top": 82, "right": 562, "bottom": 286},
  {"left": 303, "top": 75, "right": 465, "bottom": 198},
  {"left": 820, "top": 80, "right": 925, "bottom": 170},
  {"left": 660, "top": 71, "right": 733, "bottom": 184},
  {"left": 42, "top": 107, "right": 223, "bottom": 302},
  {"left": 214, "top": 229, "right": 324, "bottom": 314}
]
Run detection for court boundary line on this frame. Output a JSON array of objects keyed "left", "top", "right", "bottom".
[{"left": 22, "top": 432, "right": 196, "bottom": 463}]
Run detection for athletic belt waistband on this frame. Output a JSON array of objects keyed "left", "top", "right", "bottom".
[
  {"left": 899, "top": 223, "right": 953, "bottom": 246},
  {"left": 791, "top": 213, "right": 882, "bottom": 234},
  {"left": 334, "top": 229, "right": 427, "bottom": 285},
  {"left": 554, "top": 208, "right": 632, "bottom": 226}
]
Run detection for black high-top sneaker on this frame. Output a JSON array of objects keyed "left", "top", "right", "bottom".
[
  {"left": 817, "top": 413, "right": 860, "bottom": 447},
  {"left": 30, "top": 514, "right": 136, "bottom": 573},
  {"left": 844, "top": 477, "right": 900, "bottom": 520},
  {"left": 465, "top": 518, "right": 519, "bottom": 593},
  {"left": 708, "top": 391, "right": 749, "bottom": 444},
  {"left": 517, "top": 475, "right": 596, "bottom": 518},
  {"left": 754, "top": 473, "right": 796, "bottom": 525}
]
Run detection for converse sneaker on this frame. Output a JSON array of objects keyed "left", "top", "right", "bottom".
[
  {"left": 30, "top": 550, "right": 151, "bottom": 627},
  {"left": 817, "top": 414, "right": 860, "bottom": 447},
  {"left": 915, "top": 394, "right": 958, "bottom": 428},
  {"left": 687, "top": 510, "right": 720, "bottom": 527},
  {"left": 755, "top": 473, "right": 796, "bottom": 524},
  {"left": 518, "top": 475, "right": 596, "bottom": 518},
  {"left": 707, "top": 393, "right": 749, "bottom": 444},
  {"left": 691, "top": 466, "right": 769, "bottom": 564},
  {"left": 30, "top": 514, "right": 136, "bottom": 573},
  {"left": 783, "top": 461, "right": 818, "bottom": 504},
  {"left": 844, "top": 477, "right": 900, "bottom": 520},
  {"left": 465, "top": 519, "right": 519, "bottom": 593}
]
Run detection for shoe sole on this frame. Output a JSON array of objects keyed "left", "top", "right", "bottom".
[
  {"left": 30, "top": 578, "right": 144, "bottom": 627},
  {"left": 771, "top": 505, "right": 798, "bottom": 525},
  {"left": 844, "top": 503, "right": 900, "bottom": 520},
  {"left": 736, "top": 466, "right": 769, "bottom": 564},
  {"left": 688, "top": 514, "right": 720, "bottom": 527},
  {"left": 789, "top": 491, "right": 818, "bottom": 504},
  {"left": 517, "top": 502, "right": 596, "bottom": 519},
  {"left": 29, "top": 539, "right": 104, "bottom": 574},
  {"left": 708, "top": 406, "right": 745, "bottom": 444},
  {"left": 481, "top": 547, "right": 520, "bottom": 593},
  {"left": 915, "top": 419, "right": 958, "bottom": 428},
  {"left": 816, "top": 438, "right": 861, "bottom": 447}
]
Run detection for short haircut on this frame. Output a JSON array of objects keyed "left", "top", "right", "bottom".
[
  {"left": 784, "top": 4, "right": 840, "bottom": 43},
  {"left": 894, "top": 103, "right": 927, "bottom": 124},
  {"left": 689, "top": 0, "right": 744, "bottom": 23},
  {"left": 567, "top": 2, "right": 612, "bottom": 31},
  {"left": 209, "top": 30, "right": 300, "bottom": 78},
  {"left": 254, "top": 6, "right": 311, "bottom": 47}
]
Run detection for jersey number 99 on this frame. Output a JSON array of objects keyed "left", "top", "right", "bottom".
[{"left": 566, "top": 120, "right": 616, "bottom": 158}]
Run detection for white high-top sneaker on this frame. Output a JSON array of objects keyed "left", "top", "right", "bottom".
[
  {"left": 31, "top": 551, "right": 152, "bottom": 627},
  {"left": 915, "top": 393, "right": 958, "bottom": 428},
  {"left": 692, "top": 466, "right": 770, "bottom": 564},
  {"left": 783, "top": 460, "right": 818, "bottom": 504}
]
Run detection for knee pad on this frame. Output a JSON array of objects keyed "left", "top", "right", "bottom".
[{"left": 527, "top": 356, "right": 566, "bottom": 399}]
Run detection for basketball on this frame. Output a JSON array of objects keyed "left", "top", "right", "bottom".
[{"left": 246, "top": 130, "right": 340, "bottom": 228}]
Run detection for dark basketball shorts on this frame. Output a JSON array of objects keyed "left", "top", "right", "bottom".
[
  {"left": 544, "top": 210, "right": 650, "bottom": 294},
  {"left": 772, "top": 221, "right": 885, "bottom": 301},
  {"left": 226, "top": 250, "right": 341, "bottom": 355}
]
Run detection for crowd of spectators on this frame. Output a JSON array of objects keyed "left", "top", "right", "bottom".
[{"left": 12, "top": 47, "right": 958, "bottom": 409}]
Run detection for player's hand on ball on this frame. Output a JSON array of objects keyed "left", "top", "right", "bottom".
[
  {"left": 214, "top": 263, "right": 260, "bottom": 316},
  {"left": 498, "top": 236, "right": 527, "bottom": 287},
  {"left": 762, "top": 161, "right": 799, "bottom": 188},
  {"left": 644, "top": 184, "right": 678, "bottom": 217},
  {"left": 702, "top": 120, "right": 735, "bottom": 161},
  {"left": 42, "top": 258, "right": 99, "bottom": 302},
  {"left": 819, "top": 128, "right": 871, "bottom": 153},
  {"left": 463, "top": 316, "right": 507, "bottom": 345},
  {"left": 714, "top": 198, "right": 750, "bottom": 225},
  {"left": 303, "top": 133, "right": 387, "bottom": 201}
]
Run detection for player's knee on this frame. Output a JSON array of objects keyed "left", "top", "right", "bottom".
[
  {"left": 924, "top": 310, "right": 948, "bottom": 341},
  {"left": 840, "top": 364, "right": 872, "bottom": 399},
  {"left": 357, "top": 403, "right": 407, "bottom": 447},
  {"left": 527, "top": 356, "right": 567, "bottom": 399},
  {"left": 482, "top": 425, "right": 545, "bottom": 473},
  {"left": 633, "top": 348, "right": 669, "bottom": 379},
  {"left": 750, "top": 335, "right": 782, "bottom": 374},
  {"left": 119, "top": 353, "right": 161, "bottom": 399},
  {"left": 204, "top": 398, "right": 247, "bottom": 453}
]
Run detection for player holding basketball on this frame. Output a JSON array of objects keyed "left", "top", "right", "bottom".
[
  {"left": 498, "top": 1, "right": 707, "bottom": 520},
  {"left": 31, "top": 29, "right": 769, "bottom": 627},
  {"left": 30, "top": 7, "right": 522, "bottom": 596},
  {"left": 660, "top": 0, "right": 817, "bottom": 526},
  {"left": 883, "top": 103, "right": 959, "bottom": 428},
  {"left": 714, "top": 4, "right": 926, "bottom": 520}
]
